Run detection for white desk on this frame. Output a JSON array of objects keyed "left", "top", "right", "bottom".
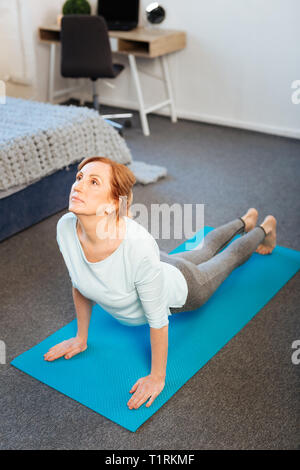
[{"left": 39, "top": 25, "right": 186, "bottom": 136}]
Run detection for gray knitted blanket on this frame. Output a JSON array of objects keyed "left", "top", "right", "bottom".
[{"left": 0, "top": 97, "right": 167, "bottom": 193}]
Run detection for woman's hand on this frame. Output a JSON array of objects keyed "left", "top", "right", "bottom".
[
  {"left": 43, "top": 336, "right": 87, "bottom": 361},
  {"left": 127, "top": 374, "right": 165, "bottom": 410}
]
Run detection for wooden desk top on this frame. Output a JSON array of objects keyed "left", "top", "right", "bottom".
[{"left": 39, "top": 24, "right": 186, "bottom": 58}]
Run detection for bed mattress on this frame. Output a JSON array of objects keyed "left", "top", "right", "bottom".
[{"left": 0, "top": 97, "right": 132, "bottom": 193}]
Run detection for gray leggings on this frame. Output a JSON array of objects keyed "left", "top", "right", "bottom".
[{"left": 159, "top": 217, "right": 266, "bottom": 313}]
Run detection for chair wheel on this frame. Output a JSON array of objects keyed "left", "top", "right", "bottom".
[{"left": 124, "top": 119, "right": 132, "bottom": 128}]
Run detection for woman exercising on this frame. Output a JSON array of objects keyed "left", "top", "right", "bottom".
[{"left": 44, "top": 156, "right": 277, "bottom": 410}]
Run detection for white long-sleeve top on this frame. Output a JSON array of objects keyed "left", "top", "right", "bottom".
[{"left": 56, "top": 212, "right": 188, "bottom": 329}]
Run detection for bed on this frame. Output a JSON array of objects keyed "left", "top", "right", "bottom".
[{"left": 0, "top": 97, "right": 167, "bottom": 242}]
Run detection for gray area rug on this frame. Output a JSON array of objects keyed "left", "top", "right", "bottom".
[{"left": 127, "top": 160, "right": 167, "bottom": 184}]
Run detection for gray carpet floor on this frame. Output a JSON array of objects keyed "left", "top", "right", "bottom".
[{"left": 1, "top": 104, "right": 299, "bottom": 450}]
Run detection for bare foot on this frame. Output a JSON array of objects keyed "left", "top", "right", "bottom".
[
  {"left": 240, "top": 207, "right": 259, "bottom": 232},
  {"left": 255, "top": 215, "right": 277, "bottom": 255}
]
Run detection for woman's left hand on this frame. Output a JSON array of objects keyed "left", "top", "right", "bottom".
[{"left": 127, "top": 374, "right": 165, "bottom": 409}]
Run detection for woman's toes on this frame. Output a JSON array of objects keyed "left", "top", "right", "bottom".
[
  {"left": 256, "top": 243, "right": 272, "bottom": 255},
  {"left": 249, "top": 207, "right": 258, "bottom": 219},
  {"left": 256, "top": 244, "right": 267, "bottom": 254},
  {"left": 243, "top": 208, "right": 259, "bottom": 232}
]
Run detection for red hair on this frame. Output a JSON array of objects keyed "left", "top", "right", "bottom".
[{"left": 77, "top": 156, "right": 136, "bottom": 221}]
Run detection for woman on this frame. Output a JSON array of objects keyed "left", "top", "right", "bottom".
[{"left": 44, "top": 156, "right": 277, "bottom": 411}]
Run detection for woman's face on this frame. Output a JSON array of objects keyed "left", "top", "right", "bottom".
[{"left": 69, "top": 161, "right": 115, "bottom": 216}]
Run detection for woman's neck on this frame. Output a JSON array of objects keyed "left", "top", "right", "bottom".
[{"left": 76, "top": 215, "right": 125, "bottom": 247}]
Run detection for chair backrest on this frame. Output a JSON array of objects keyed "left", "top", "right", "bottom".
[{"left": 61, "top": 15, "right": 115, "bottom": 79}]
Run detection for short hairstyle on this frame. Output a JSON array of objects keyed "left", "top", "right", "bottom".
[{"left": 77, "top": 156, "right": 136, "bottom": 221}]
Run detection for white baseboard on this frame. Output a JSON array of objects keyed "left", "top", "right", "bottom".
[{"left": 71, "top": 93, "right": 300, "bottom": 140}]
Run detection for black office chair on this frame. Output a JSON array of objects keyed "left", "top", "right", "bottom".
[{"left": 61, "top": 15, "right": 132, "bottom": 134}]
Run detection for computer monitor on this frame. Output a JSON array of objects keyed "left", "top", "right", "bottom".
[{"left": 97, "top": 0, "right": 139, "bottom": 31}]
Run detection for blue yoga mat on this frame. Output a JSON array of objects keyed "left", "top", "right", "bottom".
[{"left": 11, "top": 227, "right": 300, "bottom": 432}]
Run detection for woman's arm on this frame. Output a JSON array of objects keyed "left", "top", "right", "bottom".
[
  {"left": 44, "top": 287, "right": 92, "bottom": 361},
  {"left": 150, "top": 324, "right": 168, "bottom": 379},
  {"left": 127, "top": 324, "right": 168, "bottom": 410},
  {"left": 72, "top": 286, "right": 93, "bottom": 343}
]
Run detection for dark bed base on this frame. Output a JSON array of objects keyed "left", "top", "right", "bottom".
[{"left": 0, "top": 162, "right": 79, "bottom": 242}]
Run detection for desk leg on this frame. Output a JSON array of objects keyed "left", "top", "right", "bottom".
[
  {"left": 128, "top": 54, "right": 150, "bottom": 136},
  {"left": 48, "top": 42, "right": 56, "bottom": 103},
  {"left": 161, "top": 55, "right": 177, "bottom": 123}
]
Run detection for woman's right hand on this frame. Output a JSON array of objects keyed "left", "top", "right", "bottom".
[{"left": 43, "top": 336, "right": 87, "bottom": 361}]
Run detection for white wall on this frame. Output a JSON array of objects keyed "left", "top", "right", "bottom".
[{"left": 6, "top": 0, "right": 300, "bottom": 138}]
